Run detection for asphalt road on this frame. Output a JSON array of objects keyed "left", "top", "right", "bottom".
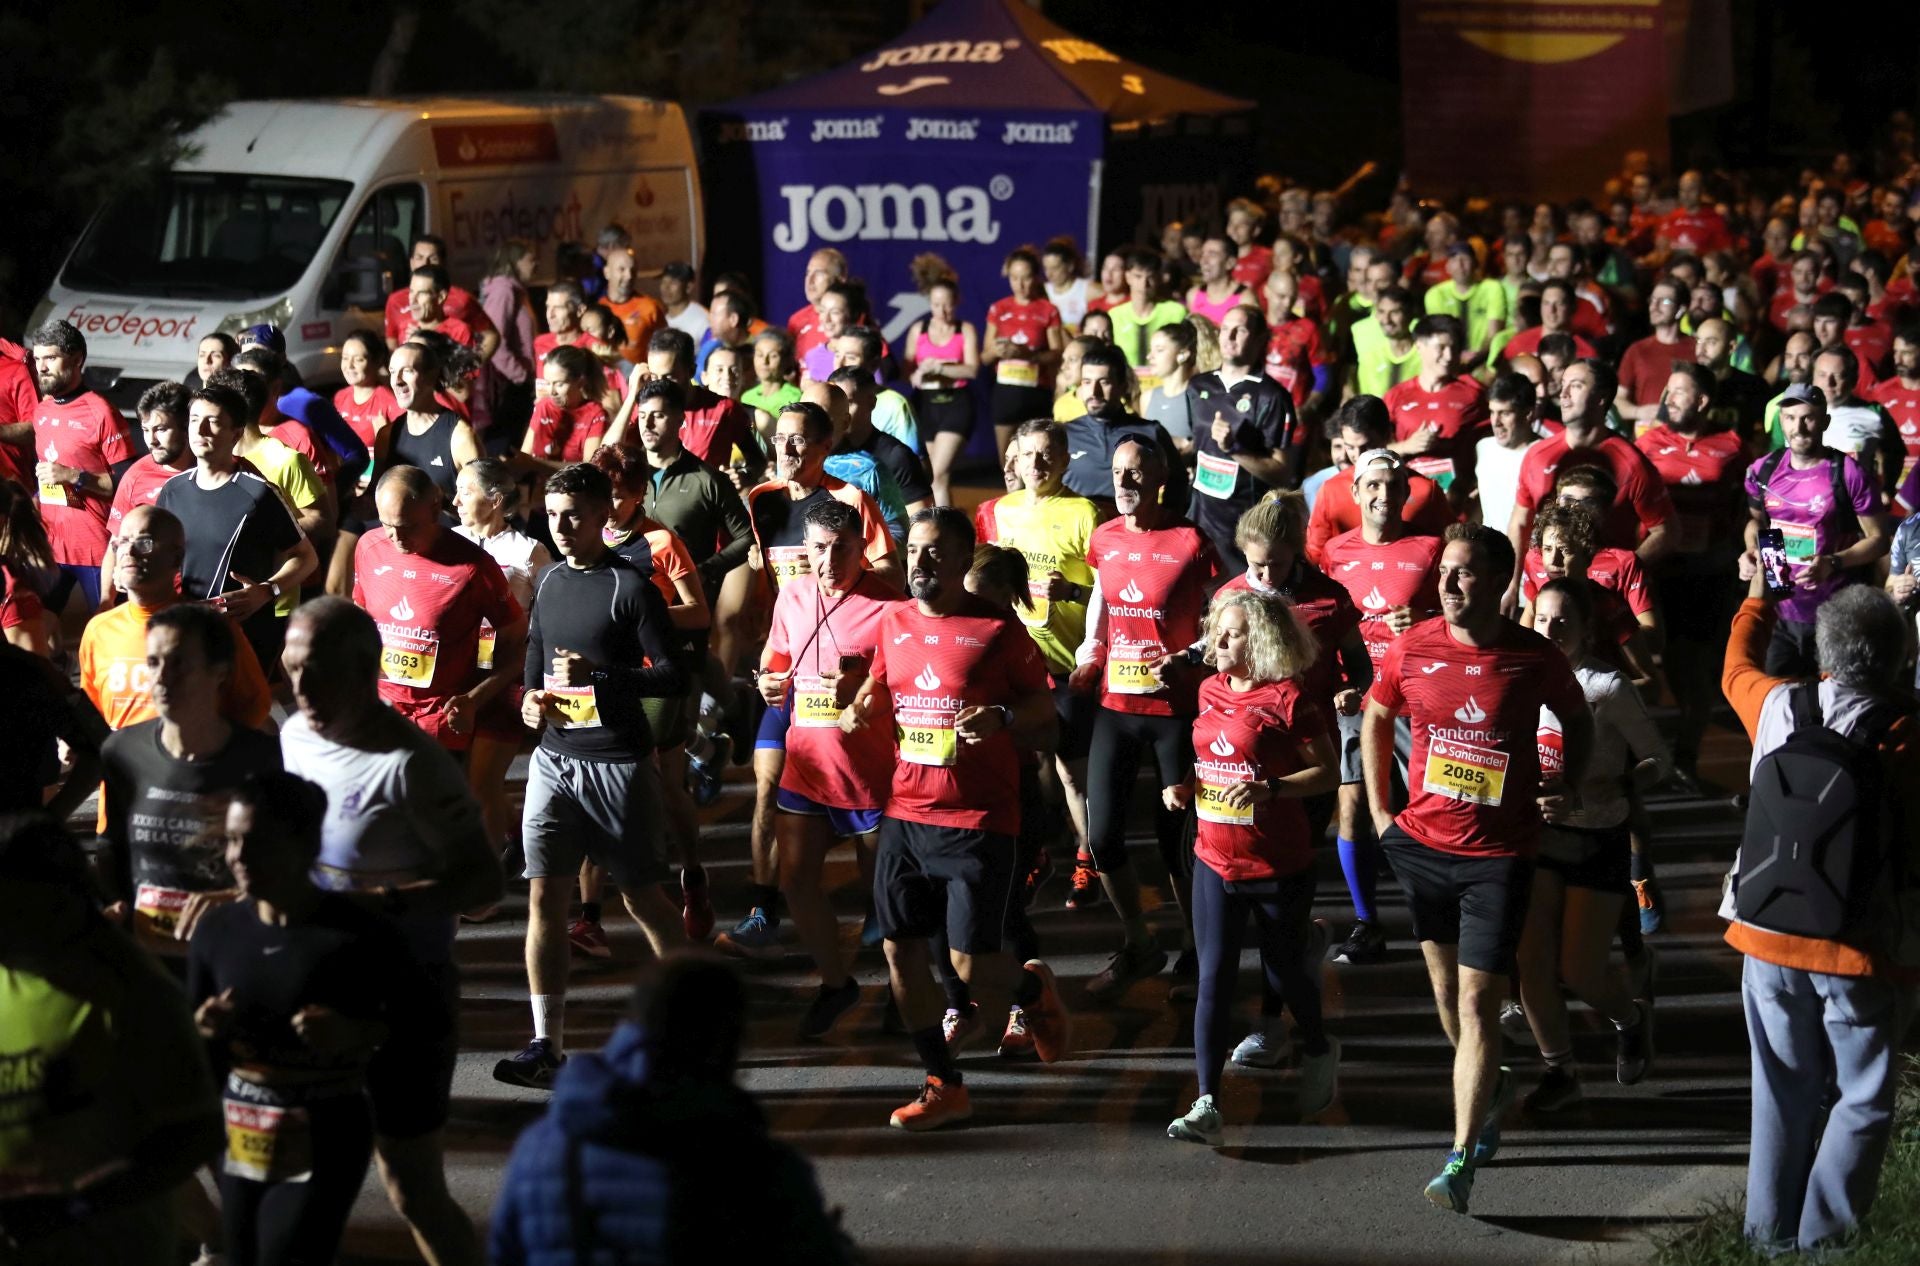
[{"left": 334, "top": 720, "right": 1758, "bottom": 1266}]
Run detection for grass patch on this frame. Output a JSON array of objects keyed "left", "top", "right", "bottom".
[{"left": 1653, "top": 1055, "right": 1920, "bottom": 1264}]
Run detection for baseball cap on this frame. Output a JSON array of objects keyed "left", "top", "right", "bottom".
[
  {"left": 661, "top": 261, "right": 695, "bottom": 283},
  {"left": 1446, "top": 243, "right": 1476, "bottom": 259},
  {"left": 1350, "top": 447, "right": 1404, "bottom": 485},
  {"left": 238, "top": 323, "right": 286, "bottom": 355},
  {"left": 1777, "top": 382, "right": 1826, "bottom": 410}
]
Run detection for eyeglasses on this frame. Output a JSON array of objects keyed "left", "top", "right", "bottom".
[
  {"left": 115, "top": 536, "right": 159, "bottom": 556},
  {"left": 772, "top": 435, "right": 811, "bottom": 452}
]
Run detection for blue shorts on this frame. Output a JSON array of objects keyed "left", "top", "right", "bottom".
[
  {"left": 755, "top": 699, "right": 790, "bottom": 752},
  {"left": 51, "top": 564, "right": 101, "bottom": 613},
  {"left": 775, "top": 786, "right": 883, "bottom": 837}
]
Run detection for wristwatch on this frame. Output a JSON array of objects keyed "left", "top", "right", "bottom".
[
  {"left": 994, "top": 704, "right": 1014, "bottom": 731},
  {"left": 268, "top": 581, "right": 284, "bottom": 599}
]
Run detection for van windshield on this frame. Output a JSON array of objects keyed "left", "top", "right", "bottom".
[{"left": 61, "top": 172, "right": 353, "bottom": 301}]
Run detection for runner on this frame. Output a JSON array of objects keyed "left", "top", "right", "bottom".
[
  {"left": 381, "top": 233, "right": 498, "bottom": 359},
  {"left": 1186, "top": 236, "right": 1253, "bottom": 325},
  {"left": 1320, "top": 452, "right": 1443, "bottom": 964},
  {"left": 1811, "top": 343, "right": 1902, "bottom": 501},
  {"left": 532, "top": 281, "right": 595, "bottom": 381},
  {"left": 1520, "top": 499, "right": 1657, "bottom": 684},
  {"left": 979, "top": 419, "right": 1101, "bottom": 912},
  {"left": 1421, "top": 244, "right": 1508, "bottom": 373},
  {"left": 96, "top": 382, "right": 194, "bottom": 606},
  {"left": 786, "top": 247, "right": 849, "bottom": 359},
  {"left": 499, "top": 462, "right": 687, "bottom": 1089},
  {"left": 518, "top": 344, "right": 608, "bottom": 473},
  {"left": 1742, "top": 383, "right": 1888, "bottom": 676},
  {"left": 188, "top": 771, "right": 434, "bottom": 1266},
  {"left": 1363, "top": 522, "right": 1590, "bottom": 1214},
  {"left": 604, "top": 328, "right": 757, "bottom": 472},
  {"left": 839, "top": 507, "right": 1056, "bottom": 1131},
  {"left": 354, "top": 465, "right": 524, "bottom": 755},
  {"left": 1071, "top": 437, "right": 1220, "bottom": 1002},
  {"left": 1305, "top": 396, "right": 1453, "bottom": 562},
  {"left": 903, "top": 276, "right": 981, "bottom": 506},
  {"left": 333, "top": 330, "right": 397, "bottom": 482},
  {"left": 1107, "top": 247, "right": 1189, "bottom": 373},
  {"left": 1474, "top": 374, "right": 1540, "bottom": 541},
  {"left": 1140, "top": 320, "right": 1200, "bottom": 456},
  {"left": 826, "top": 366, "right": 933, "bottom": 515},
  {"left": 1349, "top": 285, "right": 1419, "bottom": 398},
  {"left": 376, "top": 341, "right": 482, "bottom": 502},
  {"left": 1615, "top": 280, "right": 1697, "bottom": 429},
  {"left": 755, "top": 498, "right": 903, "bottom": 1037},
  {"left": 982, "top": 246, "right": 1066, "bottom": 457},
  {"left": 1187, "top": 305, "right": 1306, "bottom": 572},
  {"left": 601, "top": 246, "right": 665, "bottom": 365},
  {"left": 1062, "top": 343, "right": 1189, "bottom": 518},
  {"left": 1516, "top": 581, "right": 1664, "bottom": 1113},
  {"left": 99, "top": 602, "right": 284, "bottom": 966},
  {"left": 278, "top": 597, "right": 502, "bottom": 1266},
  {"left": 25, "top": 319, "right": 135, "bottom": 621},
  {"left": 1165, "top": 588, "right": 1340, "bottom": 1144},
  {"left": 832, "top": 324, "right": 924, "bottom": 457}
]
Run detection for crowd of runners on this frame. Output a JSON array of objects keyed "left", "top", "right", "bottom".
[{"left": 6, "top": 143, "right": 1920, "bottom": 1264}]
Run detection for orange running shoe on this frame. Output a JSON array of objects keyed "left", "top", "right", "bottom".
[
  {"left": 1020, "top": 959, "right": 1073, "bottom": 1063},
  {"left": 998, "top": 1007, "right": 1035, "bottom": 1059},
  {"left": 888, "top": 1075, "right": 972, "bottom": 1132},
  {"left": 1064, "top": 857, "right": 1103, "bottom": 910}
]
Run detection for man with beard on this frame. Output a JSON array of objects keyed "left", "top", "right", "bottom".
[{"left": 22, "top": 320, "right": 135, "bottom": 618}]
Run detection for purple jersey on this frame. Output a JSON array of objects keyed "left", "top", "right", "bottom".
[{"left": 1743, "top": 451, "right": 1876, "bottom": 622}]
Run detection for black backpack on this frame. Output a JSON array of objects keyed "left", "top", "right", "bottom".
[{"left": 1736, "top": 683, "right": 1902, "bottom": 940}]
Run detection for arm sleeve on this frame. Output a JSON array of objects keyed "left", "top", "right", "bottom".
[
  {"left": 596, "top": 580, "right": 686, "bottom": 700},
  {"left": 523, "top": 583, "right": 548, "bottom": 692},
  {"left": 1722, "top": 598, "right": 1791, "bottom": 741}
]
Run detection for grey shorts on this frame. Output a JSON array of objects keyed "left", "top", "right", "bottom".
[
  {"left": 521, "top": 746, "right": 669, "bottom": 891},
  {"left": 1338, "top": 710, "right": 1413, "bottom": 786}
]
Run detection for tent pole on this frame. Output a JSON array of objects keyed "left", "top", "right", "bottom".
[{"left": 1087, "top": 158, "right": 1104, "bottom": 261}]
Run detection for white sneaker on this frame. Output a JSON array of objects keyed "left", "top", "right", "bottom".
[
  {"left": 1296, "top": 1037, "right": 1340, "bottom": 1118},
  {"left": 1167, "top": 1093, "right": 1224, "bottom": 1145},
  {"left": 1230, "top": 1022, "right": 1291, "bottom": 1068},
  {"left": 1499, "top": 999, "right": 1534, "bottom": 1045}
]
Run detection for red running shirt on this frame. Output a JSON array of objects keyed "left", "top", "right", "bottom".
[
  {"left": 867, "top": 595, "right": 1048, "bottom": 837},
  {"left": 33, "top": 391, "right": 136, "bottom": 567},
  {"left": 526, "top": 398, "right": 609, "bottom": 463},
  {"left": 767, "top": 572, "right": 904, "bottom": 811},
  {"left": 1514, "top": 433, "right": 1674, "bottom": 550},
  {"left": 1319, "top": 529, "right": 1444, "bottom": 668},
  {"left": 1519, "top": 545, "right": 1651, "bottom": 615},
  {"left": 333, "top": 385, "right": 397, "bottom": 450},
  {"left": 1866, "top": 378, "right": 1920, "bottom": 485},
  {"left": 1634, "top": 425, "right": 1748, "bottom": 553},
  {"left": 1088, "top": 517, "right": 1220, "bottom": 716},
  {"left": 679, "top": 386, "right": 757, "bottom": 469},
  {"left": 352, "top": 529, "right": 521, "bottom": 749},
  {"left": 1384, "top": 375, "right": 1490, "bottom": 493},
  {"left": 106, "top": 455, "right": 187, "bottom": 536},
  {"left": 1369, "top": 617, "right": 1585, "bottom": 857},
  {"left": 985, "top": 297, "right": 1062, "bottom": 391},
  {"left": 1191, "top": 674, "right": 1328, "bottom": 881}
]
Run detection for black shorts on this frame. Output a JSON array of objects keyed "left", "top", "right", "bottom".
[
  {"left": 1049, "top": 675, "right": 1096, "bottom": 762},
  {"left": 1381, "top": 826, "right": 1534, "bottom": 975},
  {"left": 991, "top": 383, "right": 1052, "bottom": 429},
  {"left": 366, "top": 959, "right": 459, "bottom": 1139},
  {"left": 1536, "top": 821, "right": 1631, "bottom": 893},
  {"left": 915, "top": 387, "right": 976, "bottom": 438},
  {"left": 872, "top": 817, "right": 1018, "bottom": 956}
]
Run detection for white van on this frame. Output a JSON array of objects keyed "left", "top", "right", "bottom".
[{"left": 31, "top": 95, "right": 702, "bottom": 410}]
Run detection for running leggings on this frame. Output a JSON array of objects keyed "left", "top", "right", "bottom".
[
  {"left": 220, "top": 1093, "right": 374, "bottom": 1266},
  {"left": 1192, "top": 859, "right": 1323, "bottom": 1098},
  {"left": 1085, "top": 707, "right": 1193, "bottom": 876}
]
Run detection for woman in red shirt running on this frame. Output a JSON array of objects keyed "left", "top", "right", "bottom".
[
  {"left": 981, "top": 247, "right": 1065, "bottom": 461},
  {"left": 1165, "top": 588, "right": 1340, "bottom": 1145}
]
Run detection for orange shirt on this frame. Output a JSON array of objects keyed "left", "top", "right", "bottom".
[
  {"left": 606, "top": 295, "right": 666, "bottom": 365},
  {"left": 79, "top": 600, "right": 274, "bottom": 732}
]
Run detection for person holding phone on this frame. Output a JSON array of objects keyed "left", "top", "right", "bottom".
[{"left": 1740, "top": 383, "right": 1888, "bottom": 677}]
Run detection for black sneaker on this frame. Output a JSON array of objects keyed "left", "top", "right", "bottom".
[
  {"left": 1329, "top": 919, "right": 1386, "bottom": 965},
  {"left": 1523, "top": 1065, "right": 1585, "bottom": 1113},
  {"left": 1616, "top": 999, "right": 1654, "bottom": 1085},
  {"left": 1086, "top": 941, "right": 1168, "bottom": 1003},
  {"left": 798, "top": 978, "right": 861, "bottom": 1040},
  {"left": 493, "top": 1037, "right": 566, "bottom": 1090}
]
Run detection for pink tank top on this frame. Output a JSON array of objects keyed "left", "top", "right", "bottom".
[
  {"left": 1187, "top": 286, "right": 1247, "bottom": 324},
  {"left": 913, "top": 325, "right": 970, "bottom": 389}
]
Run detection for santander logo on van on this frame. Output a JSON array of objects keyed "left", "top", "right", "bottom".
[{"left": 772, "top": 181, "right": 1006, "bottom": 252}]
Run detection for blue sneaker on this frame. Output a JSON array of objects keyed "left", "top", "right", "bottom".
[
  {"left": 716, "top": 907, "right": 784, "bottom": 958},
  {"left": 686, "top": 741, "right": 729, "bottom": 807},
  {"left": 1424, "top": 1149, "right": 1475, "bottom": 1213},
  {"left": 1471, "top": 1064, "right": 1515, "bottom": 1164},
  {"left": 860, "top": 907, "right": 885, "bottom": 949},
  {"left": 492, "top": 1037, "right": 565, "bottom": 1090}
]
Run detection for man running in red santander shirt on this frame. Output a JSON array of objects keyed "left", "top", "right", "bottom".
[
  {"left": 25, "top": 319, "right": 136, "bottom": 616},
  {"left": 842, "top": 507, "right": 1055, "bottom": 1132},
  {"left": 1385, "top": 315, "right": 1487, "bottom": 510},
  {"left": 1364, "top": 522, "right": 1591, "bottom": 1215}
]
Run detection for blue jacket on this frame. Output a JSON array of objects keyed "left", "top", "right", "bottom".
[{"left": 488, "top": 1023, "right": 852, "bottom": 1266}]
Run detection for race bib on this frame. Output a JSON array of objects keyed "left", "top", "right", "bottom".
[
  {"left": 1195, "top": 779, "right": 1255, "bottom": 826},
  {"left": 1194, "top": 450, "right": 1240, "bottom": 500},
  {"left": 223, "top": 1094, "right": 313, "bottom": 1185},
  {"left": 1106, "top": 644, "right": 1163, "bottom": 695},
  {"left": 544, "top": 677, "right": 602, "bottom": 729},
  {"left": 896, "top": 692, "right": 958, "bottom": 767},
  {"left": 998, "top": 359, "right": 1039, "bottom": 388},
  {"left": 1408, "top": 455, "right": 1456, "bottom": 492},
  {"left": 379, "top": 630, "right": 439, "bottom": 688},
  {"left": 1423, "top": 737, "right": 1509, "bottom": 807},
  {"left": 477, "top": 620, "right": 497, "bottom": 671},
  {"left": 765, "top": 545, "right": 810, "bottom": 586},
  {"left": 37, "top": 480, "right": 67, "bottom": 508},
  {"left": 1777, "top": 519, "right": 1819, "bottom": 563},
  {"left": 134, "top": 883, "right": 190, "bottom": 938},
  {"left": 792, "top": 676, "right": 842, "bottom": 729}
]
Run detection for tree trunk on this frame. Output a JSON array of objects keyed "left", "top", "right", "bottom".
[{"left": 368, "top": 3, "right": 422, "bottom": 96}]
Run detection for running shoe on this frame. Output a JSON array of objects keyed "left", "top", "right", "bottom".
[
  {"left": 1063, "top": 858, "right": 1103, "bottom": 910},
  {"left": 1167, "top": 1094, "right": 1224, "bottom": 1146},
  {"left": 942, "top": 1002, "right": 981, "bottom": 1051},
  {"left": 681, "top": 866, "right": 714, "bottom": 941},
  {"left": 1524, "top": 1065, "right": 1585, "bottom": 1113},
  {"left": 1616, "top": 998, "right": 1655, "bottom": 1085},
  {"left": 798, "top": 979, "right": 861, "bottom": 1041},
  {"left": 1230, "top": 1021, "right": 1291, "bottom": 1069},
  {"left": 860, "top": 907, "right": 885, "bottom": 949},
  {"left": 686, "top": 742, "right": 729, "bottom": 807},
  {"left": 1663, "top": 764, "right": 1709, "bottom": 798},
  {"left": 1020, "top": 959, "right": 1072, "bottom": 1063},
  {"left": 1167, "top": 947, "right": 1198, "bottom": 1005},
  {"left": 715, "top": 907, "right": 784, "bottom": 958},
  {"left": 1022, "top": 849, "right": 1055, "bottom": 910},
  {"left": 998, "top": 1006, "right": 1035, "bottom": 1059},
  {"left": 493, "top": 1038, "right": 566, "bottom": 1090},
  {"left": 1296, "top": 1037, "right": 1340, "bottom": 1118},
  {"left": 889, "top": 1075, "right": 971, "bottom": 1131},
  {"left": 1633, "top": 877, "right": 1664, "bottom": 935},
  {"left": 1085, "top": 941, "right": 1168, "bottom": 1003},
  {"left": 1329, "top": 919, "right": 1386, "bottom": 965},
  {"left": 1499, "top": 1000, "right": 1534, "bottom": 1046},
  {"left": 567, "top": 917, "right": 611, "bottom": 960},
  {"left": 1423, "top": 1150, "right": 1475, "bottom": 1214},
  {"left": 1629, "top": 942, "right": 1659, "bottom": 1006},
  {"left": 1471, "top": 1065, "right": 1515, "bottom": 1165}
]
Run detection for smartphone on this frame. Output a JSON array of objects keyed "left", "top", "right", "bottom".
[{"left": 1757, "top": 528, "right": 1793, "bottom": 599}]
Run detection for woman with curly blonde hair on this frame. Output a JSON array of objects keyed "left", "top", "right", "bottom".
[{"left": 1164, "top": 587, "right": 1340, "bottom": 1145}]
